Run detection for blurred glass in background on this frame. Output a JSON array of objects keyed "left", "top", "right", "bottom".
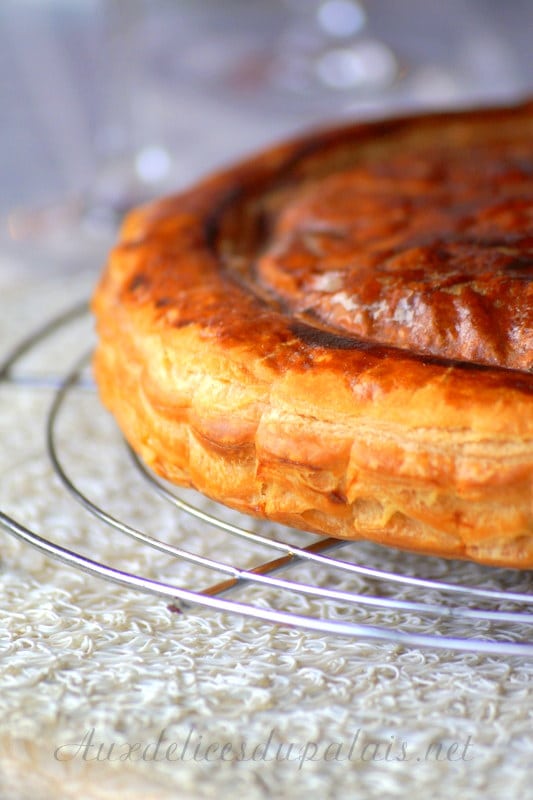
[{"left": 1, "top": 0, "right": 531, "bottom": 225}]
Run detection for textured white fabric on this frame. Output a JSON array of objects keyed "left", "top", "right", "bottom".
[{"left": 1, "top": 256, "right": 532, "bottom": 800}]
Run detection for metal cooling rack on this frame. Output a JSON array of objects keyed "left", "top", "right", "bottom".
[{"left": 1, "top": 302, "right": 533, "bottom": 656}]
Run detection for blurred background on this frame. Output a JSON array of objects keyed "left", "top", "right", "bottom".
[{"left": 1, "top": 0, "right": 532, "bottom": 241}]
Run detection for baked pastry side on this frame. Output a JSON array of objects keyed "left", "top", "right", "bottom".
[{"left": 92, "top": 101, "right": 533, "bottom": 568}]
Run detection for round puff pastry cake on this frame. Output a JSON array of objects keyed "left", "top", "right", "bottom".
[{"left": 92, "top": 101, "right": 533, "bottom": 569}]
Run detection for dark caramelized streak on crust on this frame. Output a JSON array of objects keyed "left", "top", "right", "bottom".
[
  {"left": 288, "top": 320, "right": 374, "bottom": 352},
  {"left": 288, "top": 318, "right": 533, "bottom": 395},
  {"left": 127, "top": 273, "right": 150, "bottom": 293}
]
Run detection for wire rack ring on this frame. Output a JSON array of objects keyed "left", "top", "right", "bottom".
[{"left": 1, "top": 302, "right": 532, "bottom": 656}]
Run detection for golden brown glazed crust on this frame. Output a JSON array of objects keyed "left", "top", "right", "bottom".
[{"left": 92, "top": 101, "right": 533, "bottom": 568}]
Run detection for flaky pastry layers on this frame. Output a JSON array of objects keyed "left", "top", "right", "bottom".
[{"left": 92, "top": 101, "right": 533, "bottom": 568}]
